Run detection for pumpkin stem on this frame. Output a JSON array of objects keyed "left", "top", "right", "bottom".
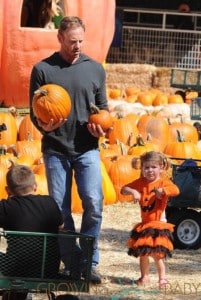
[
  {"left": 167, "top": 118, "right": 171, "bottom": 125},
  {"left": 7, "top": 145, "right": 19, "bottom": 158},
  {"left": 129, "top": 134, "right": 145, "bottom": 148},
  {"left": 128, "top": 133, "right": 133, "bottom": 146},
  {"left": 0, "top": 123, "right": 7, "bottom": 132},
  {"left": 177, "top": 114, "right": 184, "bottom": 123},
  {"left": 27, "top": 131, "right": 33, "bottom": 142},
  {"left": 119, "top": 141, "right": 128, "bottom": 155},
  {"left": 115, "top": 112, "right": 124, "bottom": 119},
  {"left": 8, "top": 159, "right": 17, "bottom": 168},
  {"left": 8, "top": 106, "right": 18, "bottom": 117},
  {"left": 136, "top": 134, "right": 145, "bottom": 146},
  {"left": 90, "top": 102, "right": 100, "bottom": 114},
  {"left": 34, "top": 88, "right": 48, "bottom": 96},
  {"left": 99, "top": 142, "right": 108, "bottom": 150},
  {"left": 176, "top": 130, "right": 185, "bottom": 142},
  {"left": 146, "top": 133, "right": 152, "bottom": 142},
  {"left": 0, "top": 145, "right": 7, "bottom": 155}
]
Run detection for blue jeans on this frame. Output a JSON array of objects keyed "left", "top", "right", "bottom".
[{"left": 43, "top": 149, "right": 103, "bottom": 266}]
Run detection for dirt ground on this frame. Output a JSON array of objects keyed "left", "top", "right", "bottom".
[
  {"left": 3, "top": 202, "right": 201, "bottom": 300},
  {"left": 54, "top": 202, "right": 201, "bottom": 300}
]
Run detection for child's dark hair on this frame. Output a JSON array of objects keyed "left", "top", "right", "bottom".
[{"left": 6, "top": 165, "right": 36, "bottom": 195}]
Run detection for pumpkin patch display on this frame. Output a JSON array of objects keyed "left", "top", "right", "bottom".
[{"left": 32, "top": 84, "right": 71, "bottom": 125}]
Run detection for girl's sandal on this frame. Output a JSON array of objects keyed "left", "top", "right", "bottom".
[
  {"left": 135, "top": 277, "right": 151, "bottom": 286},
  {"left": 159, "top": 278, "right": 169, "bottom": 288}
]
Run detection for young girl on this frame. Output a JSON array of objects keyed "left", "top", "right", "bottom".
[{"left": 121, "top": 151, "right": 180, "bottom": 288}]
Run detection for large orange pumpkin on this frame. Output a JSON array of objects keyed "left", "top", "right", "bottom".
[
  {"left": 32, "top": 84, "right": 71, "bottom": 125},
  {"left": 105, "top": 154, "right": 141, "bottom": 202},
  {"left": 0, "top": 0, "right": 115, "bottom": 108},
  {"left": 108, "top": 114, "right": 139, "bottom": 146},
  {"left": 164, "top": 130, "right": 201, "bottom": 162},
  {"left": 0, "top": 112, "right": 18, "bottom": 147},
  {"left": 168, "top": 118, "right": 199, "bottom": 144},
  {"left": 137, "top": 114, "right": 172, "bottom": 152}
]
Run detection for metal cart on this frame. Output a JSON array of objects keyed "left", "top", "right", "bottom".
[
  {"left": 170, "top": 68, "right": 201, "bottom": 120},
  {"left": 166, "top": 158, "right": 201, "bottom": 250},
  {"left": 0, "top": 230, "right": 94, "bottom": 300}
]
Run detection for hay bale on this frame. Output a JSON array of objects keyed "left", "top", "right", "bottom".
[
  {"left": 106, "top": 64, "right": 177, "bottom": 94},
  {"left": 152, "top": 67, "right": 175, "bottom": 93},
  {"left": 105, "top": 63, "right": 157, "bottom": 91}
]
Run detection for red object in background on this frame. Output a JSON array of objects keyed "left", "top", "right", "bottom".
[{"left": 0, "top": 0, "right": 115, "bottom": 108}]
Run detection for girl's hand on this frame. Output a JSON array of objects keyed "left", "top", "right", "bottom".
[
  {"left": 154, "top": 188, "right": 165, "bottom": 199},
  {"left": 121, "top": 187, "right": 141, "bottom": 204},
  {"left": 132, "top": 190, "right": 141, "bottom": 204}
]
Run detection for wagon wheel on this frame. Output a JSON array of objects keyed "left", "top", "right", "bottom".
[{"left": 168, "top": 209, "right": 201, "bottom": 249}]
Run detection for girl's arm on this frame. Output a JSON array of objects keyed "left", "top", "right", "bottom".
[{"left": 121, "top": 186, "right": 141, "bottom": 203}]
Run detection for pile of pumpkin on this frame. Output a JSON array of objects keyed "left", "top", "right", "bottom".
[
  {"left": 0, "top": 83, "right": 201, "bottom": 212},
  {"left": 0, "top": 108, "right": 116, "bottom": 213},
  {"left": 107, "top": 86, "right": 198, "bottom": 122}
]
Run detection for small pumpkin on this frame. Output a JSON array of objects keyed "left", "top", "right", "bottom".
[
  {"left": 137, "top": 91, "right": 155, "bottom": 106},
  {"left": 32, "top": 84, "right": 71, "bottom": 125},
  {"left": 88, "top": 103, "right": 113, "bottom": 131},
  {"left": 168, "top": 94, "right": 184, "bottom": 104},
  {"left": 109, "top": 88, "right": 122, "bottom": 100}
]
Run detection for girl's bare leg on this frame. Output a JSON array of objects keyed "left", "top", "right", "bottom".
[
  {"left": 153, "top": 255, "right": 168, "bottom": 287},
  {"left": 136, "top": 256, "right": 151, "bottom": 285}
]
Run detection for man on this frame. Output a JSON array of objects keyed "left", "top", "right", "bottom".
[{"left": 29, "top": 16, "right": 109, "bottom": 284}]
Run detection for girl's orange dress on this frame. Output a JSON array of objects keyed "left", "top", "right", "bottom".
[{"left": 127, "top": 177, "right": 180, "bottom": 259}]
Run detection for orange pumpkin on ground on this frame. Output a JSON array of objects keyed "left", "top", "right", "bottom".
[
  {"left": 125, "top": 87, "right": 141, "bottom": 97},
  {"left": 168, "top": 118, "right": 199, "bottom": 144},
  {"left": 137, "top": 114, "right": 172, "bottom": 152},
  {"left": 137, "top": 91, "right": 155, "bottom": 106},
  {"left": 108, "top": 114, "right": 139, "bottom": 146},
  {"left": 164, "top": 130, "right": 201, "bottom": 162},
  {"left": 15, "top": 139, "right": 42, "bottom": 165},
  {"left": 0, "top": 112, "right": 18, "bottom": 147},
  {"left": 128, "top": 134, "right": 160, "bottom": 156},
  {"left": 105, "top": 154, "right": 141, "bottom": 202},
  {"left": 168, "top": 94, "right": 184, "bottom": 104},
  {"left": 18, "top": 114, "right": 42, "bottom": 141},
  {"left": 152, "top": 93, "right": 169, "bottom": 106}
]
